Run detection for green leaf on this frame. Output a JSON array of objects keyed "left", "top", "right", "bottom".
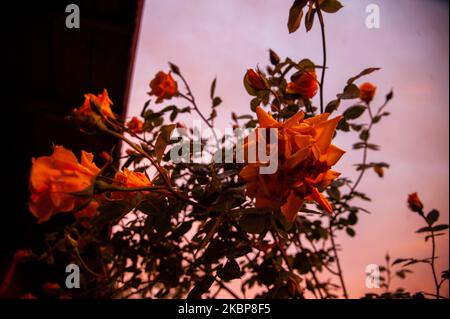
[
  {"left": 350, "top": 123, "right": 363, "bottom": 131},
  {"left": 287, "top": 0, "right": 308, "bottom": 33},
  {"left": 325, "top": 99, "right": 340, "bottom": 113},
  {"left": 243, "top": 73, "right": 257, "bottom": 96},
  {"left": 338, "top": 84, "right": 360, "bottom": 100},
  {"left": 296, "top": 58, "right": 316, "bottom": 72},
  {"left": 426, "top": 209, "right": 439, "bottom": 225},
  {"left": 305, "top": 5, "right": 315, "bottom": 32},
  {"left": 293, "top": 252, "right": 310, "bottom": 274},
  {"left": 396, "top": 270, "right": 407, "bottom": 279},
  {"left": 416, "top": 226, "right": 433, "bottom": 233},
  {"left": 227, "top": 244, "right": 252, "bottom": 259},
  {"left": 250, "top": 98, "right": 260, "bottom": 112},
  {"left": 432, "top": 224, "right": 449, "bottom": 232},
  {"left": 346, "top": 227, "right": 355, "bottom": 237},
  {"left": 139, "top": 198, "right": 172, "bottom": 235},
  {"left": 187, "top": 275, "right": 215, "bottom": 299},
  {"left": 319, "top": 0, "right": 344, "bottom": 14},
  {"left": 236, "top": 114, "right": 254, "bottom": 120},
  {"left": 343, "top": 105, "right": 366, "bottom": 120},
  {"left": 347, "top": 212, "right": 358, "bottom": 225},
  {"left": 392, "top": 258, "right": 409, "bottom": 266},
  {"left": 170, "top": 221, "right": 193, "bottom": 240},
  {"left": 239, "top": 213, "right": 267, "bottom": 234},
  {"left": 169, "top": 109, "right": 178, "bottom": 121},
  {"left": 326, "top": 187, "right": 341, "bottom": 200},
  {"left": 359, "top": 129, "right": 370, "bottom": 141},
  {"left": 210, "top": 78, "right": 217, "bottom": 99},
  {"left": 217, "top": 259, "right": 241, "bottom": 281},
  {"left": 155, "top": 124, "right": 177, "bottom": 163},
  {"left": 352, "top": 142, "right": 365, "bottom": 150},
  {"left": 94, "top": 200, "right": 134, "bottom": 226},
  {"left": 337, "top": 118, "right": 350, "bottom": 132},
  {"left": 366, "top": 143, "right": 380, "bottom": 151},
  {"left": 347, "top": 67, "right": 381, "bottom": 85},
  {"left": 168, "top": 62, "right": 180, "bottom": 75}
]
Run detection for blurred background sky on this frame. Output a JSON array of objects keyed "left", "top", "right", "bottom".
[{"left": 128, "top": 0, "right": 449, "bottom": 298}]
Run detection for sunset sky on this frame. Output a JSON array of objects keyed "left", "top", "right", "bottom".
[{"left": 128, "top": 0, "right": 449, "bottom": 298}]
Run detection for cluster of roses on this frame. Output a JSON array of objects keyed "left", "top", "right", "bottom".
[
  {"left": 240, "top": 68, "right": 376, "bottom": 221},
  {"left": 28, "top": 71, "right": 178, "bottom": 224},
  {"left": 28, "top": 66, "right": 377, "bottom": 226}
]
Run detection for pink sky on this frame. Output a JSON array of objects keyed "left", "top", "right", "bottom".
[{"left": 128, "top": 0, "right": 449, "bottom": 298}]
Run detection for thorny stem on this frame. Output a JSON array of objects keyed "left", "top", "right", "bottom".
[
  {"left": 430, "top": 231, "right": 440, "bottom": 299},
  {"left": 296, "top": 235, "right": 325, "bottom": 299},
  {"left": 328, "top": 224, "right": 349, "bottom": 298},
  {"left": 184, "top": 258, "right": 240, "bottom": 299},
  {"left": 418, "top": 211, "right": 440, "bottom": 299},
  {"left": 177, "top": 74, "right": 219, "bottom": 146},
  {"left": 315, "top": 0, "right": 327, "bottom": 114},
  {"left": 385, "top": 256, "right": 392, "bottom": 292},
  {"left": 216, "top": 278, "right": 240, "bottom": 299},
  {"left": 74, "top": 247, "right": 105, "bottom": 279},
  {"left": 307, "top": 236, "right": 339, "bottom": 276},
  {"left": 271, "top": 230, "right": 294, "bottom": 273},
  {"left": 347, "top": 102, "right": 375, "bottom": 198}
]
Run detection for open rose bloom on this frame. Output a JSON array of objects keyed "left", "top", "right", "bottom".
[
  {"left": 240, "top": 106, "right": 345, "bottom": 222},
  {"left": 148, "top": 71, "right": 178, "bottom": 103},
  {"left": 28, "top": 146, "right": 100, "bottom": 223},
  {"left": 73, "top": 88, "right": 115, "bottom": 119}
]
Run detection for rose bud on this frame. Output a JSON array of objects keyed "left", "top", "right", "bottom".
[{"left": 359, "top": 82, "right": 376, "bottom": 104}]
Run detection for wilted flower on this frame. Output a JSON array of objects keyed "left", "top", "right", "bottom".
[
  {"left": 359, "top": 82, "right": 376, "bottom": 103},
  {"left": 28, "top": 146, "right": 100, "bottom": 223},
  {"left": 240, "top": 106, "right": 345, "bottom": 222},
  {"left": 149, "top": 71, "right": 178, "bottom": 103}
]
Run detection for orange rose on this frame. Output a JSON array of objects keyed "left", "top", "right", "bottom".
[
  {"left": 407, "top": 192, "right": 423, "bottom": 213},
  {"left": 112, "top": 168, "right": 152, "bottom": 200},
  {"left": 115, "top": 168, "right": 152, "bottom": 188},
  {"left": 359, "top": 82, "right": 376, "bottom": 103},
  {"left": 127, "top": 116, "right": 144, "bottom": 134},
  {"left": 28, "top": 146, "right": 100, "bottom": 223},
  {"left": 73, "top": 89, "right": 115, "bottom": 119},
  {"left": 149, "top": 71, "right": 178, "bottom": 103},
  {"left": 286, "top": 70, "right": 318, "bottom": 99},
  {"left": 239, "top": 106, "right": 345, "bottom": 222},
  {"left": 246, "top": 69, "right": 267, "bottom": 90}
]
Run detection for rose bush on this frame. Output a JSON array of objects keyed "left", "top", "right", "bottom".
[{"left": 3, "top": 0, "right": 446, "bottom": 300}]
